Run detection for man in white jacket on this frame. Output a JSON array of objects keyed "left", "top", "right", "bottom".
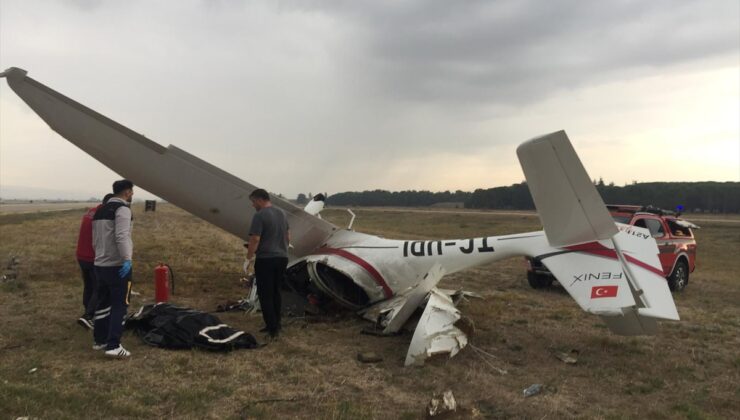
[{"left": 91, "top": 179, "right": 135, "bottom": 358}]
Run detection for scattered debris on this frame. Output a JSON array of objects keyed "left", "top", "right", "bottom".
[
  {"left": 438, "top": 288, "right": 484, "bottom": 305},
  {"left": 28, "top": 367, "right": 38, "bottom": 374},
  {"left": 6, "top": 256, "right": 19, "bottom": 270},
  {"left": 360, "top": 263, "right": 445, "bottom": 334},
  {"left": 215, "top": 277, "right": 260, "bottom": 313},
  {"left": 239, "top": 276, "right": 254, "bottom": 288},
  {"left": 215, "top": 287, "right": 312, "bottom": 317},
  {"left": 469, "top": 344, "right": 508, "bottom": 375},
  {"left": 357, "top": 351, "right": 383, "bottom": 363},
  {"left": 405, "top": 289, "right": 468, "bottom": 367},
  {"left": 553, "top": 349, "right": 579, "bottom": 364},
  {"left": 523, "top": 384, "right": 544, "bottom": 398},
  {"left": 2, "top": 255, "right": 20, "bottom": 282},
  {"left": 215, "top": 298, "right": 253, "bottom": 313},
  {"left": 426, "top": 390, "right": 457, "bottom": 418}
]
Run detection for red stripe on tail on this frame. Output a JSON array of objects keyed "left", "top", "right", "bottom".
[{"left": 565, "top": 242, "right": 664, "bottom": 277}]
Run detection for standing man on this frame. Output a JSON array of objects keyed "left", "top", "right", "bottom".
[
  {"left": 246, "top": 188, "right": 290, "bottom": 339},
  {"left": 75, "top": 193, "right": 113, "bottom": 330},
  {"left": 92, "top": 179, "right": 134, "bottom": 358}
]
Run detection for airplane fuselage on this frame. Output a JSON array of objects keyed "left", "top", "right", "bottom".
[{"left": 289, "top": 229, "right": 552, "bottom": 309}]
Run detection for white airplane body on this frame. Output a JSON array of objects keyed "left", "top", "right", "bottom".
[{"left": 1, "top": 67, "right": 680, "bottom": 365}]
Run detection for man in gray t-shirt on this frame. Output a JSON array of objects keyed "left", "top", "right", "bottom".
[
  {"left": 246, "top": 188, "right": 290, "bottom": 339},
  {"left": 249, "top": 207, "right": 289, "bottom": 258}
]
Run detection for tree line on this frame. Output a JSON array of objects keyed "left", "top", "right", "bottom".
[
  {"left": 325, "top": 181, "right": 740, "bottom": 213},
  {"left": 326, "top": 190, "right": 470, "bottom": 208}
]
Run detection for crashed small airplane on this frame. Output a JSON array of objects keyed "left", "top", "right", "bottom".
[{"left": 1, "top": 67, "right": 679, "bottom": 366}]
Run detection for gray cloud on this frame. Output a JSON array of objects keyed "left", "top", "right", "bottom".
[
  {"left": 0, "top": 0, "right": 737, "bottom": 199},
  {"left": 296, "top": 0, "right": 739, "bottom": 106}
]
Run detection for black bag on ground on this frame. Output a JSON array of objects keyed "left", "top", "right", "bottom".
[{"left": 126, "top": 303, "right": 258, "bottom": 351}]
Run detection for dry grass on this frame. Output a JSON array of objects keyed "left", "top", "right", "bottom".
[{"left": 1, "top": 204, "right": 738, "bottom": 419}]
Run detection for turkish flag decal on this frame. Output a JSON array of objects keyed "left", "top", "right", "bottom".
[{"left": 591, "top": 285, "right": 618, "bottom": 298}]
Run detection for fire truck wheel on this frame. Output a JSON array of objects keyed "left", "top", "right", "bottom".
[
  {"left": 527, "top": 271, "right": 553, "bottom": 289},
  {"left": 668, "top": 260, "right": 689, "bottom": 292}
]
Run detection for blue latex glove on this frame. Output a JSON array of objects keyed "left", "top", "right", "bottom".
[{"left": 119, "top": 260, "right": 132, "bottom": 278}]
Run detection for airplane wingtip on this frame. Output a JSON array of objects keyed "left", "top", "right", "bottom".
[{"left": 0, "top": 67, "right": 28, "bottom": 80}]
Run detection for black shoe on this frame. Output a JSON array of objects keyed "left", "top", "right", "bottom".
[
  {"left": 77, "top": 316, "right": 93, "bottom": 330},
  {"left": 259, "top": 326, "right": 269, "bottom": 333}
]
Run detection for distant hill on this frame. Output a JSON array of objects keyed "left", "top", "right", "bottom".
[{"left": 326, "top": 181, "right": 740, "bottom": 213}]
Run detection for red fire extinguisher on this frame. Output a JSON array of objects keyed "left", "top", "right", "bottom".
[{"left": 154, "top": 263, "right": 175, "bottom": 303}]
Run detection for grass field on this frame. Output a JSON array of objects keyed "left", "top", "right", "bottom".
[{"left": 1, "top": 204, "right": 738, "bottom": 419}]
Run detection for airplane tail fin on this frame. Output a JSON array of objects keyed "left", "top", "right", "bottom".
[
  {"left": 516, "top": 131, "right": 618, "bottom": 247},
  {"left": 517, "top": 131, "right": 679, "bottom": 335}
]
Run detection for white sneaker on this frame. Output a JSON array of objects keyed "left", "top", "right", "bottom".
[
  {"left": 92, "top": 343, "right": 106, "bottom": 350},
  {"left": 78, "top": 317, "right": 94, "bottom": 330},
  {"left": 104, "top": 345, "right": 131, "bottom": 358}
]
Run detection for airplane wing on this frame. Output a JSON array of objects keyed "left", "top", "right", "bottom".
[{"left": 1, "top": 67, "right": 338, "bottom": 258}]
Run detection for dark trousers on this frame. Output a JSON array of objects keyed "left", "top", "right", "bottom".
[
  {"left": 255, "top": 257, "right": 288, "bottom": 334},
  {"left": 93, "top": 266, "right": 132, "bottom": 350},
  {"left": 78, "top": 259, "right": 98, "bottom": 319}
]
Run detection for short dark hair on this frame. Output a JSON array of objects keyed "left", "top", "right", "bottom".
[
  {"left": 112, "top": 179, "right": 134, "bottom": 195},
  {"left": 249, "top": 188, "right": 270, "bottom": 201},
  {"left": 102, "top": 193, "right": 114, "bottom": 204}
]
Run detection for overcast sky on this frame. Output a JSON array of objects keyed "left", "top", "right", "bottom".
[{"left": 1, "top": 0, "right": 738, "bottom": 200}]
